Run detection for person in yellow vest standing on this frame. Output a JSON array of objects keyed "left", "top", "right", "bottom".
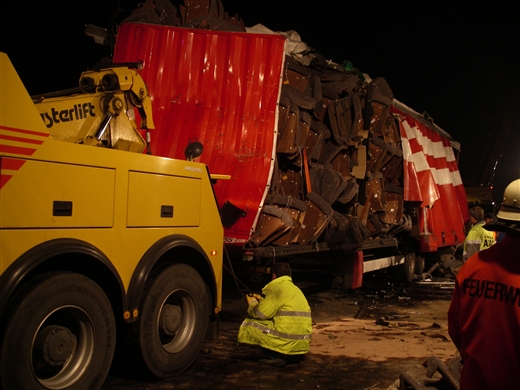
[
  {"left": 238, "top": 262, "right": 312, "bottom": 366},
  {"left": 463, "top": 206, "right": 495, "bottom": 262}
]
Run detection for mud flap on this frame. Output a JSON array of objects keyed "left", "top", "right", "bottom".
[
  {"left": 331, "top": 250, "right": 363, "bottom": 289},
  {"left": 220, "top": 201, "right": 246, "bottom": 228}
]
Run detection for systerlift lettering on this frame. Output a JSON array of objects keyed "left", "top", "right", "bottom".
[{"left": 40, "top": 103, "right": 96, "bottom": 128}]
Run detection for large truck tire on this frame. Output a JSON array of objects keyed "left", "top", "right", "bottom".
[
  {"left": 392, "top": 252, "right": 416, "bottom": 283},
  {"left": 138, "top": 263, "right": 209, "bottom": 378},
  {"left": 0, "top": 272, "right": 116, "bottom": 390}
]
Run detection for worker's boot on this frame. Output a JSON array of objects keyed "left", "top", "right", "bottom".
[
  {"left": 258, "top": 349, "right": 287, "bottom": 367},
  {"left": 258, "top": 357, "right": 286, "bottom": 367}
]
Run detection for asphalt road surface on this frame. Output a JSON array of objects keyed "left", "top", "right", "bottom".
[{"left": 101, "top": 270, "right": 457, "bottom": 390}]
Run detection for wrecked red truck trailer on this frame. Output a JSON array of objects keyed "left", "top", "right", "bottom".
[{"left": 113, "top": 22, "right": 469, "bottom": 288}]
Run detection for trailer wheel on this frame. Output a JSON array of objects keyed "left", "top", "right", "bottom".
[
  {"left": 393, "top": 252, "right": 416, "bottom": 283},
  {"left": 0, "top": 272, "right": 116, "bottom": 390},
  {"left": 139, "top": 263, "right": 209, "bottom": 378},
  {"left": 414, "top": 255, "right": 425, "bottom": 276}
]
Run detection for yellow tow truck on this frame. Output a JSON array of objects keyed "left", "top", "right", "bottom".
[{"left": 0, "top": 52, "right": 226, "bottom": 390}]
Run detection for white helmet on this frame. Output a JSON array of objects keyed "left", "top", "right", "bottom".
[
  {"left": 497, "top": 179, "right": 520, "bottom": 221},
  {"left": 484, "top": 179, "right": 520, "bottom": 236}
]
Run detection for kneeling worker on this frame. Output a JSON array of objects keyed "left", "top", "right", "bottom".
[{"left": 238, "top": 262, "right": 312, "bottom": 366}]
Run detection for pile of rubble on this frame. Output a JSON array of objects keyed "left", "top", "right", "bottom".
[
  {"left": 122, "top": 0, "right": 415, "bottom": 252},
  {"left": 121, "top": 0, "right": 246, "bottom": 31}
]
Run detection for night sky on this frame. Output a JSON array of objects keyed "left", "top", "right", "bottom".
[{"left": 2, "top": 1, "right": 519, "bottom": 202}]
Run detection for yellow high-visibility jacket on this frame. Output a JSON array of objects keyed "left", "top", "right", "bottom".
[
  {"left": 238, "top": 275, "right": 312, "bottom": 355},
  {"left": 463, "top": 221, "right": 495, "bottom": 261}
]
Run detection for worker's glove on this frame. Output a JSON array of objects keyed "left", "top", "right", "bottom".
[
  {"left": 246, "top": 294, "right": 259, "bottom": 305},
  {"left": 252, "top": 293, "right": 262, "bottom": 301}
]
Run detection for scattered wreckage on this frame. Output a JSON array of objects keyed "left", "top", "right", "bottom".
[{"left": 88, "top": 0, "right": 469, "bottom": 288}]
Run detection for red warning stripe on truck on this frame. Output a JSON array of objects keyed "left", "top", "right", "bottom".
[{"left": 0, "top": 125, "right": 49, "bottom": 189}]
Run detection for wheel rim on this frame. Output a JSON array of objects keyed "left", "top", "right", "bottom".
[
  {"left": 157, "top": 289, "right": 196, "bottom": 353},
  {"left": 31, "top": 306, "right": 94, "bottom": 389}
]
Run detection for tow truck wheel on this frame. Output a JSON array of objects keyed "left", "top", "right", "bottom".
[
  {"left": 0, "top": 272, "right": 116, "bottom": 390},
  {"left": 139, "top": 263, "right": 209, "bottom": 378}
]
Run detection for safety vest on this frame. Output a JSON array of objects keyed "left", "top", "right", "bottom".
[
  {"left": 463, "top": 221, "right": 495, "bottom": 261},
  {"left": 238, "top": 275, "right": 312, "bottom": 355}
]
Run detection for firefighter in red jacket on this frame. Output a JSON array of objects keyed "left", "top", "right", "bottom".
[{"left": 448, "top": 179, "right": 520, "bottom": 390}]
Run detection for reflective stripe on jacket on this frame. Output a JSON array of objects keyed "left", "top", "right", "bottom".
[{"left": 238, "top": 275, "right": 312, "bottom": 355}]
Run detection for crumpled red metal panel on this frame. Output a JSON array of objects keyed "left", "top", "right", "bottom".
[
  {"left": 395, "top": 108, "right": 468, "bottom": 251},
  {"left": 113, "top": 23, "right": 286, "bottom": 244},
  {"left": 400, "top": 118, "right": 441, "bottom": 207}
]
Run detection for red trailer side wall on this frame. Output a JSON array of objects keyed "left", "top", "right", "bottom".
[{"left": 113, "top": 23, "right": 286, "bottom": 244}]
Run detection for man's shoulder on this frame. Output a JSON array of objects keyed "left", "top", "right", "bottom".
[
  {"left": 468, "top": 222, "right": 491, "bottom": 235},
  {"left": 471, "top": 221, "right": 485, "bottom": 230},
  {"left": 273, "top": 275, "right": 293, "bottom": 283},
  {"left": 265, "top": 275, "right": 292, "bottom": 289}
]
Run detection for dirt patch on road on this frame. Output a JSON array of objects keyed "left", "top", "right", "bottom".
[{"left": 311, "top": 318, "right": 454, "bottom": 361}]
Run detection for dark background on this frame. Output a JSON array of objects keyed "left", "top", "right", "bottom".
[{"left": 2, "top": 1, "right": 519, "bottom": 204}]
